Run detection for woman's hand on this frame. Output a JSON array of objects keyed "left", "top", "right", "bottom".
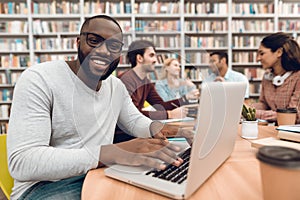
[
  {"left": 256, "top": 110, "right": 277, "bottom": 121},
  {"left": 185, "top": 89, "right": 200, "bottom": 100},
  {"left": 167, "top": 107, "right": 188, "bottom": 119}
]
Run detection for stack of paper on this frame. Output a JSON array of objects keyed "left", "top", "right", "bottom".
[
  {"left": 276, "top": 125, "right": 300, "bottom": 143},
  {"left": 251, "top": 137, "right": 300, "bottom": 151}
]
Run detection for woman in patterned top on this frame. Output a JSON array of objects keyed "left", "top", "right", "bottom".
[{"left": 252, "top": 32, "right": 300, "bottom": 124}]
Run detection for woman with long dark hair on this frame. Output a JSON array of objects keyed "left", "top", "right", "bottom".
[{"left": 252, "top": 32, "right": 300, "bottom": 124}]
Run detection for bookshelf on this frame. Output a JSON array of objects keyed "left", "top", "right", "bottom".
[
  {"left": 0, "top": 0, "right": 300, "bottom": 133},
  {"left": 231, "top": 0, "right": 275, "bottom": 102}
]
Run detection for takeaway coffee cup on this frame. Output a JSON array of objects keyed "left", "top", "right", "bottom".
[
  {"left": 256, "top": 146, "right": 300, "bottom": 200},
  {"left": 276, "top": 108, "right": 297, "bottom": 125}
]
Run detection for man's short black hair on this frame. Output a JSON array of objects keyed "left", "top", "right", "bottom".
[
  {"left": 210, "top": 51, "right": 228, "bottom": 65},
  {"left": 80, "top": 15, "right": 123, "bottom": 36},
  {"left": 127, "top": 40, "right": 156, "bottom": 68}
]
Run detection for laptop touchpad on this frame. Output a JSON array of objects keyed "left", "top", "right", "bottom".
[{"left": 110, "top": 164, "right": 152, "bottom": 174}]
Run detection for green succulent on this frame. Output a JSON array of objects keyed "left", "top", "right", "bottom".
[{"left": 242, "top": 105, "right": 256, "bottom": 121}]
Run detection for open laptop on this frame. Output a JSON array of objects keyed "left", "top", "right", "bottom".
[{"left": 105, "top": 82, "right": 247, "bottom": 199}]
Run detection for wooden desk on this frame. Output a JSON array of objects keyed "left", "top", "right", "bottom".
[{"left": 82, "top": 125, "right": 278, "bottom": 200}]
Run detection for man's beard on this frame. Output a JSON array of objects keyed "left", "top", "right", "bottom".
[
  {"left": 209, "top": 66, "right": 219, "bottom": 76},
  {"left": 143, "top": 63, "right": 156, "bottom": 73},
  {"left": 78, "top": 47, "right": 120, "bottom": 81}
]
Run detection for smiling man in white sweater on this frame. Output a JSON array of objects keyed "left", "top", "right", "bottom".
[{"left": 7, "top": 15, "right": 193, "bottom": 200}]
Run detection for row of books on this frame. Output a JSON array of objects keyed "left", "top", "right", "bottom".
[
  {"left": 32, "top": 19, "right": 132, "bottom": 34},
  {"left": 121, "top": 51, "right": 179, "bottom": 66},
  {"left": 135, "top": 20, "right": 181, "bottom": 32},
  {"left": 1, "top": 2, "right": 132, "bottom": 17},
  {"left": 232, "top": 19, "right": 274, "bottom": 32},
  {"left": 0, "top": 123, "right": 8, "bottom": 134},
  {"left": 118, "top": 20, "right": 132, "bottom": 32},
  {"left": 0, "top": 70, "right": 22, "bottom": 85},
  {"left": 134, "top": 2, "right": 179, "bottom": 14},
  {"left": 185, "top": 36, "right": 227, "bottom": 48},
  {"left": 0, "top": 104, "right": 10, "bottom": 118},
  {"left": 1, "top": 1, "right": 298, "bottom": 16},
  {"left": 279, "top": 20, "right": 300, "bottom": 32},
  {"left": 0, "top": 39, "right": 28, "bottom": 51},
  {"left": 2, "top": 19, "right": 298, "bottom": 36},
  {"left": 184, "top": 68, "right": 208, "bottom": 81},
  {"left": 184, "top": 20, "right": 228, "bottom": 32},
  {"left": 84, "top": 1, "right": 131, "bottom": 15},
  {"left": 2, "top": 35, "right": 297, "bottom": 55},
  {"left": 184, "top": 2, "right": 228, "bottom": 15},
  {"left": 136, "top": 35, "right": 180, "bottom": 48},
  {"left": 32, "top": 20, "right": 80, "bottom": 34},
  {"left": 118, "top": 54, "right": 129, "bottom": 66},
  {"left": 0, "top": 89, "right": 13, "bottom": 101},
  {"left": 1, "top": 55, "right": 29, "bottom": 68},
  {"left": 231, "top": 3, "right": 274, "bottom": 15},
  {"left": 278, "top": 1, "right": 300, "bottom": 15},
  {"left": 32, "top": 1, "right": 80, "bottom": 14},
  {"left": 158, "top": 53, "right": 180, "bottom": 63},
  {"left": 0, "top": 2, "right": 28, "bottom": 14},
  {"left": 35, "top": 54, "right": 76, "bottom": 64},
  {"left": 34, "top": 38, "right": 76, "bottom": 51},
  {"left": 233, "top": 67, "right": 265, "bottom": 81},
  {"left": 232, "top": 36, "right": 264, "bottom": 48},
  {"left": 111, "top": 35, "right": 131, "bottom": 49},
  {"left": 0, "top": 21, "right": 28, "bottom": 34},
  {"left": 232, "top": 52, "right": 258, "bottom": 63},
  {"left": 185, "top": 52, "right": 210, "bottom": 64},
  {"left": 243, "top": 68, "right": 265, "bottom": 80}
]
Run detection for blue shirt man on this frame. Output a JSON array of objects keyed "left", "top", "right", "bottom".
[{"left": 204, "top": 52, "right": 250, "bottom": 98}]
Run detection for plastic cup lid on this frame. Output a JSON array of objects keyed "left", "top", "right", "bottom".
[
  {"left": 256, "top": 146, "right": 300, "bottom": 169},
  {"left": 276, "top": 108, "right": 297, "bottom": 113}
]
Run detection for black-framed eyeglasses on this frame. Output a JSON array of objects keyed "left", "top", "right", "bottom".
[{"left": 80, "top": 32, "right": 123, "bottom": 53}]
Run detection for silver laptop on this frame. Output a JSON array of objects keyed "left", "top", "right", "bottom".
[{"left": 105, "top": 82, "right": 247, "bottom": 199}]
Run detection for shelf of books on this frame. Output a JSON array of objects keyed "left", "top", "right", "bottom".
[
  {"left": 231, "top": 0, "right": 275, "bottom": 99},
  {"left": 0, "top": 0, "right": 300, "bottom": 133}
]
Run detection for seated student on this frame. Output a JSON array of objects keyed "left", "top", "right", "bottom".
[
  {"left": 204, "top": 51, "right": 250, "bottom": 98},
  {"left": 119, "top": 40, "right": 199, "bottom": 120},
  {"left": 250, "top": 32, "right": 300, "bottom": 124},
  {"left": 114, "top": 40, "right": 199, "bottom": 143},
  {"left": 7, "top": 15, "right": 193, "bottom": 200},
  {"left": 155, "top": 58, "right": 199, "bottom": 102}
]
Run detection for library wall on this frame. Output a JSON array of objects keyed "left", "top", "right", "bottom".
[{"left": 0, "top": 0, "right": 300, "bottom": 133}]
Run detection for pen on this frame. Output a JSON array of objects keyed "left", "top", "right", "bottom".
[{"left": 171, "top": 102, "right": 178, "bottom": 108}]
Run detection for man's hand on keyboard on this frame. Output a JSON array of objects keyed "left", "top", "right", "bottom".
[{"left": 100, "top": 138, "right": 184, "bottom": 170}]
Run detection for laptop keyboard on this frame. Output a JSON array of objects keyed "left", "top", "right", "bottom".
[{"left": 145, "top": 147, "right": 191, "bottom": 184}]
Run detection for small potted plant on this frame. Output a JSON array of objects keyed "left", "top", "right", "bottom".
[
  {"left": 242, "top": 104, "right": 256, "bottom": 121},
  {"left": 241, "top": 105, "right": 258, "bottom": 139}
]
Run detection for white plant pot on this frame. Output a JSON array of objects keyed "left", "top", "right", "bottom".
[{"left": 241, "top": 120, "right": 258, "bottom": 139}]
